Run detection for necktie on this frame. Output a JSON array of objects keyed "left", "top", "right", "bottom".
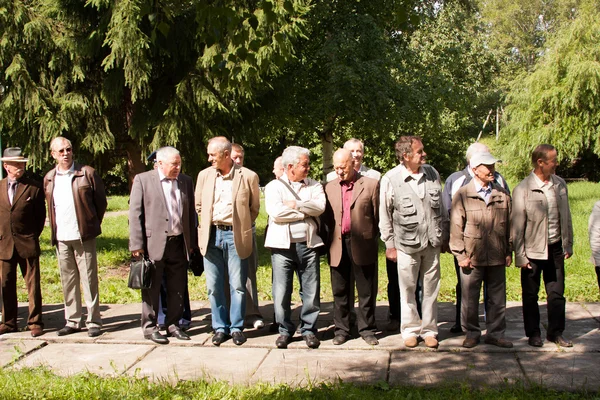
[
  {"left": 8, "top": 181, "right": 17, "bottom": 205},
  {"left": 170, "top": 179, "right": 182, "bottom": 234}
]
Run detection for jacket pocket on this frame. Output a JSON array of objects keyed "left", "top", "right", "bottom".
[{"left": 398, "top": 222, "right": 419, "bottom": 246}]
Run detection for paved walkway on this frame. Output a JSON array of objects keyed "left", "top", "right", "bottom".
[{"left": 1, "top": 301, "right": 599, "bottom": 390}]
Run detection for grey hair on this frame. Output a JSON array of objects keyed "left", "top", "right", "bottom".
[
  {"left": 282, "top": 146, "right": 310, "bottom": 168},
  {"left": 50, "top": 136, "right": 72, "bottom": 152},
  {"left": 343, "top": 138, "right": 363, "bottom": 150},
  {"left": 208, "top": 136, "right": 232, "bottom": 154},
  {"left": 465, "top": 142, "right": 489, "bottom": 162},
  {"left": 156, "top": 146, "right": 180, "bottom": 161}
]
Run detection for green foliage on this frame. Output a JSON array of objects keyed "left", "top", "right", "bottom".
[
  {"left": 0, "top": 0, "right": 310, "bottom": 181},
  {"left": 499, "top": 0, "right": 600, "bottom": 180}
]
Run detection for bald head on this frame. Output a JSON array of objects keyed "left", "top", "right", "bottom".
[{"left": 333, "top": 148, "right": 356, "bottom": 182}]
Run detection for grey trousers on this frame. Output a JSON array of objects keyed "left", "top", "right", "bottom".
[
  {"left": 56, "top": 239, "right": 102, "bottom": 328},
  {"left": 460, "top": 265, "right": 506, "bottom": 340},
  {"left": 244, "top": 229, "right": 263, "bottom": 322}
]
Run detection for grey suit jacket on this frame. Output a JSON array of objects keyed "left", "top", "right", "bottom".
[
  {"left": 195, "top": 164, "right": 260, "bottom": 259},
  {"left": 323, "top": 174, "right": 380, "bottom": 267},
  {"left": 129, "top": 170, "right": 198, "bottom": 261}
]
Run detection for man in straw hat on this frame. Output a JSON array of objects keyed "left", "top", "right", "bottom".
[{"left": 0, "top": 147, "right": 46, "bottom": 337}]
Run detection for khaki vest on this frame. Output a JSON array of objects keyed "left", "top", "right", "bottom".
[{"left": 387, "top": 165, "right": 443, "bottom": 254}]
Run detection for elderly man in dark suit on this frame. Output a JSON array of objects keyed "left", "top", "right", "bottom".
[
  {"left": 196, "top": 136, "right": 260, "bottom": 346},
  {"left": 324, "top": 149, "right": 380, "bottom": 346},
  {"left": 129, "top": 146, "right": 199, "bottom": 344},
  {"left": 0, "top": 148, "right": 46, "bottom": 337}
]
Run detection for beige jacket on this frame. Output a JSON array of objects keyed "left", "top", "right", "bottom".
[
  {"left": 450, "top": 180, "right": 511, "bottom": 267},
  {"left": 511, "top": 173, "right": 573, "bottom": 266}
]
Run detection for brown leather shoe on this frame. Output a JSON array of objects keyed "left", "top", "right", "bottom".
[
  {"left": 547, "top": 335, "right": 573, "bottom": 347},
  {"left": 462, "top": 337, "right": 479, "bottom": 348},
  {"left": 404, "top": 336, "right": 418, "bottom": 348},
  {"left": 30, "top": 326, "right": 44, "bottom": 337},
  {"left": 0, "top": 324, "right": 17, "bottom": 335},
  {"left": 484, "top": 336, "right": 513, "bottom": 348},
  {"left": 424, "top": 336, "right": 439, "bottom": 349},
  {"left": 528, "top": 336, "right": 543, "bottom": 347}
]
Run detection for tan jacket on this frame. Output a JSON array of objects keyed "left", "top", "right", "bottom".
[
  {"left": 195, "top": 164, "right": 260, "bottom": 259},
  {"left": 450, "top": 181, "right": 511, "bottom": 267},
  {"left": 44, "top": 163, "right": 107, "bottom": 246},
  {"left": 511, "top": 173, "right": 573, "bottom": 266}
]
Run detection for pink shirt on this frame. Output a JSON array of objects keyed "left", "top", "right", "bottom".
[{"left": 340, "top": 177, "right": 356, "bottom": 235}]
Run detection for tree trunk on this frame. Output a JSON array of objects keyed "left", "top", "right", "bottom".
[
  {"left": 125, "top": 141, "right": 146, "bottom": 190},
  {"left": 320, "top": 114, "right": 337, "bottom": 181}
]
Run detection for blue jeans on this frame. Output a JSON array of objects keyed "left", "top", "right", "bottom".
[
  {"left": 204, "top": 228, "right": 248, "bottom": 334},
  {"left": 271, "top": 242, "right": 320, "bottom": 336}
]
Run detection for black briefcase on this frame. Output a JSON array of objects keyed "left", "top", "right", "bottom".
[
  {"left": 128, "top": 257, "right": 154, "bottom": 289},
  {"left": 188, "top": 250, "right": 204, "bottom": 277}
]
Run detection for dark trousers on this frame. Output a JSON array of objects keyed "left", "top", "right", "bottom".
[
  {"left": 595, "top": 266, "right": 600, "bottom": 291},
  {"left": 159, "top": 272, "right": 191, "bottom": 324},
  {"left": 521, "top": 241, "right": 566, "bottom": 338},
  {"left": 460, "top": 265, "right": 506, "bottom": 340},
  {"left": 141, "top": 235, "right": 187, "bottom": 336},
  {"left": 1, "top": 251, "right": 43, "bottom": 329},
  {"left": 454, "top": 257, "right": 489, "bottom": 326},
  {"left": 330, "top": 237, "right": 377, "bottom": 337},
  {"left": 387, "top": 257, "right": 422, "bottom": 321}
]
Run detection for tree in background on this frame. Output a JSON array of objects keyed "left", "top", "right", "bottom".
[
  {"left": 499, "top": 0, "right": 600, "bottom": 180},
  {"left": 0, "top": 0, "right": 309, "bottom": 189}
]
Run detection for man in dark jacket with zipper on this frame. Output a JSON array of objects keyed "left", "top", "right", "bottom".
[{"left": 44, "top": 137, "right": 107, "bottom": 338}]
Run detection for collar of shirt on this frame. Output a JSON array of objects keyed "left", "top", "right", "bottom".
[
  {"left": 474, "top": 180, "right": 492, "bottom": 195},
  {"left": 217, "top": 167, "right": 234, "bottom": 180},
  {"left": 532, "top": 172, "right": 554, "bottom": 189},
  {"left": 340, "top": 174, "right": 357, "bottom": 188},
  {"left": 399, "top": 164, "right": 423, "bottom": 183},
  {"left": 56, "top": 163, "right": 75, "bottom": 176}
]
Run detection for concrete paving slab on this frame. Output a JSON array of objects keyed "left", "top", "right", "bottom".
[
  {"left": 0, "top": 339, "right": 45, "bottom": 367},
  {"left": 389, "top": 352, "right": 524, "bottom": 387},
  {"left": 13, "top": 343, "right": 154, "bottom": 377},
  {"left": 517, "top": 352, "right": 600, "bottom": 391},
  {"left": 581, "top": 302, "right": 600, "bottom": 320},
  {"left": 130, "top": 346, "right": 269, "bottom": 384},
  {"left": 252, "top": 349, "right": 389, "bottom": 386}
]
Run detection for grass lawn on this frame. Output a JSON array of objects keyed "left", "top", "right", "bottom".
[
  {"left": 1, "top": 368, "right": 598, "bottom": 399},
  {"left": 19, "top": 183, "right": 600, "bottom": 304}
]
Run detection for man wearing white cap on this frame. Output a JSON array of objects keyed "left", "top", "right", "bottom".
[
  {"left": 0, "top": 147, "right": 46, "bottom": 337},
  {"left": 449, "top": 151, "right": 512, "bottom": 348}
]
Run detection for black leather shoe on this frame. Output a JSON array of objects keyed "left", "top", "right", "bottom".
[
  {"left": 231, "top": 331, "right": 247, "bottom": 346},
  {"left": 332, "top": 334, "right": 348, "bottom": 345},
  {"left": 484, "top": 336, "right": 513, "bottom": 348},
  {"left": 145, "top": 331, "right": 169, "bottom": 345},
  {"left": 462, "top": 337, "right": 479, "bottom": 348},
  {"left": 57, "top": 326, "right": 81, "bottom": 336},
  {"left": 528, "top": 336, "right": 543, "bottom": 347},
  {"left": 547, "top": 335, "right": 573, "bottom": 347},
  {"left": 363, "top": 335, "right": 379, "bottom": 346},
  {"left": 275, "top": 335, "right": 290, "bottom": 349},
  {"left": 304, "top": 333, "right": 320, "bottom": 349},
  {"left": 212, "top": 332, "right": 228, "bottom": 346},
  {"left": 168, "top": 328, "right": 190, "bottom": 341},
  {"left": 88, "top": 327, "right": 102, "bottom": 337}
]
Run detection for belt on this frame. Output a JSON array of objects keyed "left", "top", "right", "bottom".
[
  {"left": 342, "top": 233, "right": 352, "bottom": 239},
  {"left": 214, "top": 224, "right": 233, "bottom": 231},
  {"left": 167, "top": 234, "right": 183, "bottom": 241}
]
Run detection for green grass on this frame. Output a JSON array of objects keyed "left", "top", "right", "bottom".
[
  {"left": 106, "top": 195, "right": 129, "bottom": 212},
  {"left": 17, "top": 182, "right": 600, "bottom": 304},
  {"left": 0, "top": 368, "right": 598, "bottom": 399}
]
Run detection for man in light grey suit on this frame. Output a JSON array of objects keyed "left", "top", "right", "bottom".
[
  {"left": 129, "top": 146, "right": 199, "bottom": 344},
  {"left": 196, "top": 137, "right": 260, "bottom": 346}
]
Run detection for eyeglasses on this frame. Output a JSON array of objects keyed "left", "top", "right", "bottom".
[{"left": 57, "top": 147, "right": 72, "bottom": 154}]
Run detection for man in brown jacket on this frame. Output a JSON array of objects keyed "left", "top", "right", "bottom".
[
  {"left": 44, "top": 137, "right": 107, "bottom": 337},
  {"left": 324, "top": 149, "right": 379, "bottom": 346},
  {"left": 512, "top": 144, "right": 573, "bottom": 348},
  {"left": 450, "top": 152, "right": 512, "bottom": 348},
  {"left": 0, "top": 148, "right": 46, "bottom": 337}
]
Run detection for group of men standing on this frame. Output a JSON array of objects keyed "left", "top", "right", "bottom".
[
  {"left": 0, "top": 138, "right": 107, "bottom": 338},
  {"left": 0, "top": 135, "right": 578, "bottom": 352}
]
